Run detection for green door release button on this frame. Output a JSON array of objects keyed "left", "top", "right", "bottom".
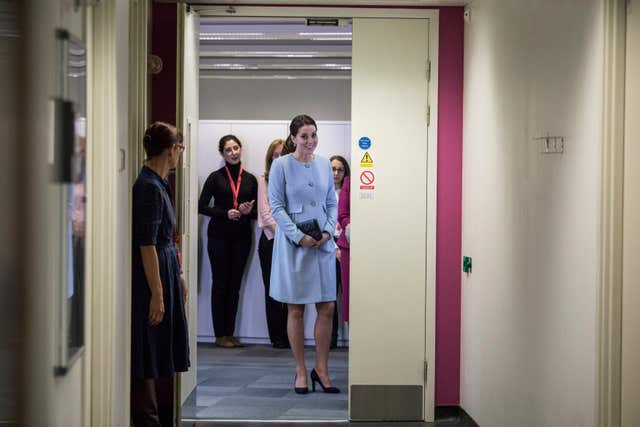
[{"left": 463, "top": 256, "right": 472, "bottom": 274}]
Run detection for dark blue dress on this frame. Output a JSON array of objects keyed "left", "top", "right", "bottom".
[{"left": 131, "top": 166, "right": 190, "bottom": 379}]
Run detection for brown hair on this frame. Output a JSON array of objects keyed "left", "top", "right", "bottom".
[
  {"left": 329, "top": 155, "right": 351, "bottom": 188},
  {"left": 143, "top": 122, "right": 183, "bottom": 159},
  {"left": 281, "top": 134, "right": 295, "bottom": 155},
  {"left": 218, "top": 134, "right": 242, "bottom": 153},
  {"left": 264, "top": 139, "right": 284, "bottom": 182},
  {"left": 289, "top": 114, "right": 317, "bottom": 137}
]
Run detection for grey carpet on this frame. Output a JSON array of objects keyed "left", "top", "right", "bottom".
[{"left": 182, "top": 343, "right": 349, "bottom": 421}]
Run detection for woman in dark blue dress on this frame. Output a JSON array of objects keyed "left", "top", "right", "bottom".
[{"left": 131, "top": 122, "right": 190, "bottom": 427}]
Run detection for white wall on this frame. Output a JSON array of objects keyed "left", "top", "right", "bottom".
[
  {"left": 622, "top": 1, "right": 640, "bottom": 425},
  {"left": 197, "top": 120, "right": 351, "bottom": 344},
  {"left": 199, "top": 78, "right": 351, "bottom": 121},
  {"left": 461, "top": 1, "right": 603, "bottom": 426}
]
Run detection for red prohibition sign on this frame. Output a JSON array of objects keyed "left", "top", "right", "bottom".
[{"left": 360, "top": 170, "right": 375, "bottom": 185}]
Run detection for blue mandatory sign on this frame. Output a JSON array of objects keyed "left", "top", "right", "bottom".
[{"left": 358, "top": 136, "right": 372, "bottom": 150}]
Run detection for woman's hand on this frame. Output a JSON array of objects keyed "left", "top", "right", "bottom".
[
  {"left": 313, "top": 232, "right": 331, "bottom": 248},
  {"left": 227, "top": 209, "right": 241, "bottom": 220},
  {"left": 336, "top": 248, "right": 342, "bottom": 261},
  {"left": 299, "top": 235, "right": 317, "bottom": 248},
  {"left": 180, "top": 272, "right": 188, "bottom": 304},
  {"left": 238, "top": 200, "right": 255, "bottom": 215},
  {"left": 149, "top": 292, "right": 165, "bottom": 326}
]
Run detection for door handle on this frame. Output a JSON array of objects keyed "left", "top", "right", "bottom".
[{"left": 119, "top": 148, "right": 126, "bottom": 172}]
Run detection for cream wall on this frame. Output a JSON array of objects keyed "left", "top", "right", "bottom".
[
  {"left": 622, "top": 1, "right": 640, "bottom": 425},
  {"left": 461, "top": 1, "right": 603, "bottom": 426}
]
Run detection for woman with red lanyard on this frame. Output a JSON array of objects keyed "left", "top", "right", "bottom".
[{"left": 199, "top": 135, "right": 257, "bottom": 348}]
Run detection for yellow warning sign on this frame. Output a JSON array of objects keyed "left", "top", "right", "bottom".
[{"left": 360, "top": 151, "right": 374, "bottom": 168}]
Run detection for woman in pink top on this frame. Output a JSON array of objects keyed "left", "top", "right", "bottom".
[
  {"left": 337, "top": 176, "right": 351, "bottom": 322},
  {"left": 329, "top": 155, "right": 350, "bottom": 347},
  {"left": 257, "top": 139, "right": 290, "bottom": 348}
]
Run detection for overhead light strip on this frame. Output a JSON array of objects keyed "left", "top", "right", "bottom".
[
  {"left": 200, "top": 33, "right": 352, "bottom": 41},
  {"left": 199, "top": 75, "right": 352, "bottom": 80},
  {"left": 201, "top": 64, "right": 352, "bottom": 70},
  {"left": 297, "top": 32, "right": 352, "bottom": 36},
  {"left": 199, "top": 51, "right": 351, "bottom": 58}
]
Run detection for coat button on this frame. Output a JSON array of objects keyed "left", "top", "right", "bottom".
[
  {"left": 310, "top": 201, "right": 316, "bottom": 207},
  {"left": 308, "top": 182, "right": 314, "bottom": 187}
]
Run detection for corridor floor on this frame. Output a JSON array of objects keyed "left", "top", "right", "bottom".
[
  {"left": 181, "top": 343, "right": 349, "bottom": 421},
  {"left": 181, "top": 344, "right": 478, "bottom": 426}
]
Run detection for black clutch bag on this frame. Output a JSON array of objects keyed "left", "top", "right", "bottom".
[{"left": 296, "top": 219, "right": 324, "bottom": 242}]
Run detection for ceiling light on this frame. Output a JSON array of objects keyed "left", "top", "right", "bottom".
[
  {"left": 311, "top": 37, "right": 352, "bottom": 41},
  {"left": 200, "top": 32, "right": 265, "bottom": 37},
  {"left": 298, "top": 32, "right": 352, "bottom": 36}
]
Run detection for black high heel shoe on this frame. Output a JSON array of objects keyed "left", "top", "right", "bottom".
[
  {"left": 310, "top": 369, "right": 340, "bottom": 393},
  {"left": 294, "top": 374, "right": 308, "bottom": 394}
]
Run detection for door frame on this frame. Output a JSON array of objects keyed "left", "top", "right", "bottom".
[
  {"left": 180, "top": 5, "right": 439, "bottom": 422},
  {"left": 87, "top": 0, "right": 150, "bottom": 424},
  {"left": 598, "top": 0, "right": 627, "bottom": 426}
]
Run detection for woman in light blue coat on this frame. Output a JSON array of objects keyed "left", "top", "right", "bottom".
[{"left": 269, "top": 115, "right": 340, "bottom": 394}]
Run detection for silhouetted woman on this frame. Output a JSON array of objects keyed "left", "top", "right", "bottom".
[{"left": 131, "top": 122, "right": 190, "bottom": 426}]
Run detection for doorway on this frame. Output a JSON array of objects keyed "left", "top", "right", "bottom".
[
  {"left": 185, "top": 16, "right": 352, "bottom": 422},
  {"left": 178, "top": 5, "right": 438, "bottom": 423}
]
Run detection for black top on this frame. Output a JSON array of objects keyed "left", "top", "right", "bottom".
[{"left": 198, "top": 162, "right": 258, "bottom": 239}]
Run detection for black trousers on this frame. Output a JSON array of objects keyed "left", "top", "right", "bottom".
[
  {"left": 208, "top": 232, "right": 252, "bottom": 337},
  {"left": 258, "top": 232, "right": 289, "bottom": 345},
  {"left": 130, "top": 376, "right": 173, "bottom": 427}
]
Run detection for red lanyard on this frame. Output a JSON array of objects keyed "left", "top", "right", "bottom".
[{"left": 224, "top": 166, "right": 243, "bottom": 209}]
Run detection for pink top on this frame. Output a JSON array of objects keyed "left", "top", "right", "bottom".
[
  {"left": 337, "top": 177, "right": 350, "bottom": 249},
  {"left": 257, "top": 175, "right": 276, "bottom": 240}
]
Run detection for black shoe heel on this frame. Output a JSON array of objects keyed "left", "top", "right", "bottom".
[
  {"left": 310, "top": 369, "right": 340, "bottom": 394},
  {"left": 294, "top": 374, "right": 308, "bottom": 395}
]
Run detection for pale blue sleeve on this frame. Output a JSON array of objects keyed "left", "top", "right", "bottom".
[
  {"left": 323, "top": 160, "right": 338, "bottom": 235},
  {"left": 269, "top": 158, "right": 305, "bottom": 244}
]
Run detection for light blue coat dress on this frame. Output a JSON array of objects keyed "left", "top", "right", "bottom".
[{"left": 268, "top": 154, "right": 338, "bottom": 304}]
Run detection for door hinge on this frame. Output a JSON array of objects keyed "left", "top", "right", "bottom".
[
  {"left": 427, "top": 105, "right": 431, "bottom": 127},
  {"left": 424, "top": 360, "right": 428, "bottom": 382},
  {"left": 426, "top": 60, "right": 431, "bottom": 82}
]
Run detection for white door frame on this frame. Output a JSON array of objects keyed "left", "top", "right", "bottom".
[
  {"left": 87, "top": 0, "right": 149, "bottom": 424},
  {"left": 176, "top": 2, "right": 201, "bottom": 410},
  {"left": 598, "top": 0, "right": 627, "bottom": 426},
  {"left": 621, "top": 0, "right": 640, "bottom": 424},
  {"left": 87, "top": 1, "right": 120, "bottom": 424},
  {"left": 183, "top": 5, "right": 439, "bottom": 421}
]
